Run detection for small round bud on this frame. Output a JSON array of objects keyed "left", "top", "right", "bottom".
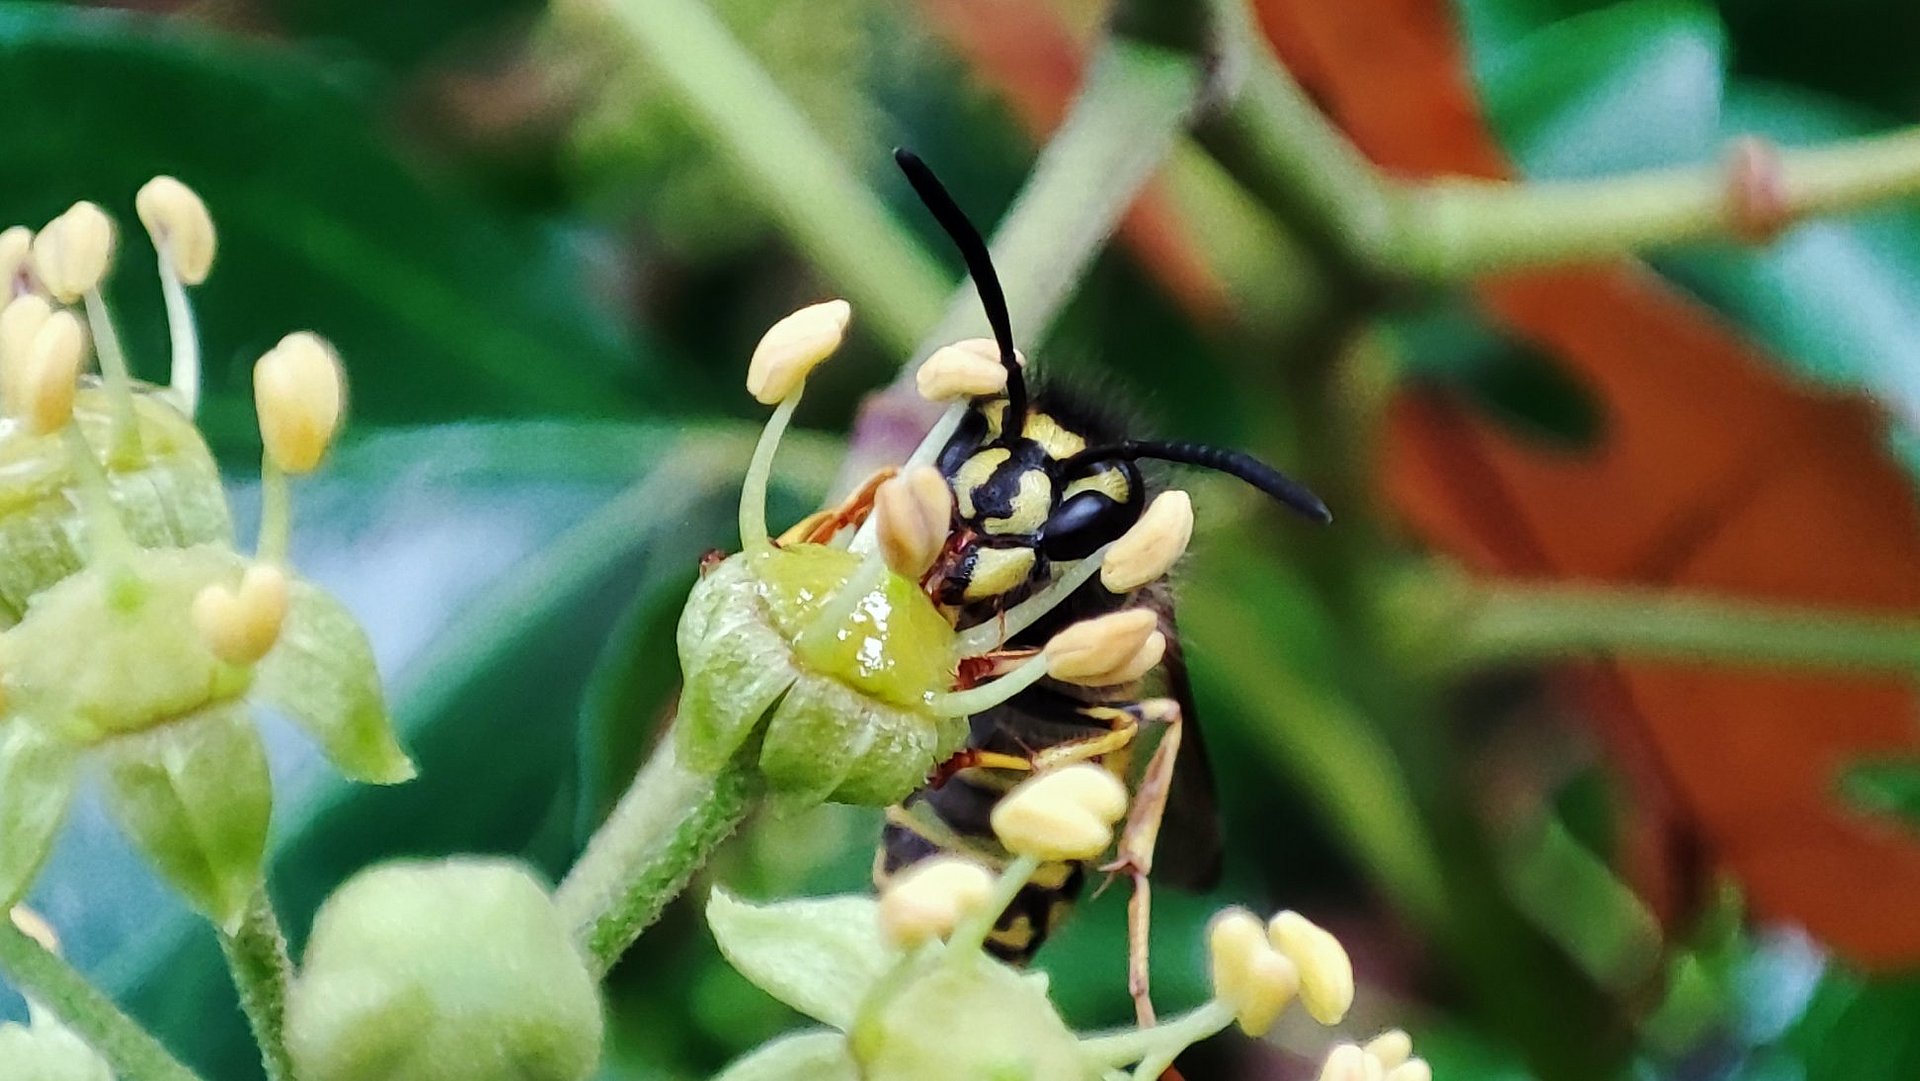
[
  {"left": 1100, "top": 489, "right": 1194, "bottom": 592},
  {"left": 1208, "top": 908, "right": 1299, "bottom": 1036},
  {"left": 747, "top": 299, "right": 850, "bottom": 405},
  {"left": 878, "top": 855, "right": 994, "bottom": 949},
  {"left": 1268, "top": 910, "right": 1356, "bottom": 1025},
  {"left": 136, "top": 176, "right": 217, "bottom": 285},
  {"left": 191, "top": 563, "right": 291, "bottom": 665},
  {"left": 873, "top": 466, "right": 953, "bottom": 580},
  {"left": 989, "top": 763, "right": 1128, "bottom": 861},
  {"left": 32, "top": 202, "right": 115, "bottom": 303},
  {"left": 16, "top": 311, "right": 87, "bottom": 436},
  {"left": 1318, "top": 1043, "right": 1376, "bottom": 1081},
  {"left": 1385, "top": 1060, "right": 1431, "bottom": 1081},
  {"left": 254, "top": 332, "right": 345, "bottom": 473},
  {"left": 1043, "top": 608, "right": 1165, "bottom": 686},
  {"left": 0, "top": 227, "right": 38, "bottom": 294},
  {"left": 0, "top": 293, "right": 53, "bottom": 404},
  {"left": 915, "top": 338, "right": 1011, "bottom": 401},
  {"left": 1364, "top": 1030, "right": 1413, "bottom": 1070},
  {"left": 9, "top": 906, "right": 59, "bottom": 953}
]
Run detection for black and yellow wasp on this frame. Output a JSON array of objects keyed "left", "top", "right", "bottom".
[{"left": 873, "top": 150, "right": 1331, "bottom": 1022}]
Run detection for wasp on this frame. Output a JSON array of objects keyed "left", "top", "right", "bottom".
[{"left": 868, "top": 150, "right": 1331, "bottom": 1025}]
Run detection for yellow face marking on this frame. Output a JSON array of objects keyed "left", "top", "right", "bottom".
[
  {"left": 989, "top": 914, "right": 1036, "bottom": 952},
  {"left": 951, "top": 447, "right": 1008, "bottom": 520},
  {"left": 964, "top": 546, "right": 1037, "bottom": 601},
  {"left": 1062, "top": 469, "right": 1130, "bottom": 503},
  {"left": 1024, "top": 411, "right": 1086, "bottom": 459},
  {"left": 980, "top": 400, "right": 1008, "bottom": 440},
  {"left": 983, "top": 468, "right": 1051, "bottom": 535}
]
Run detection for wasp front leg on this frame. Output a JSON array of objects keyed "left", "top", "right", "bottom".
[{"left": 1090, "top": 699, "right": 1184, "bottom": 1028}]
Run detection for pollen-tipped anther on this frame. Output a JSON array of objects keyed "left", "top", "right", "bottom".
[
  {"left": 746, "top": 299, "right": 850, "bottom": 405},
  {"left": 1268, "top": 910, "right": 1356, "bottom": 1025},
  {"left": 254, "top": 332, "right": 345, "bottom": 474},
  {"left": 15, "top": 311, "right": 87, "bottom": 436},
  {"left": 191, "top": 563, "right": 291, "bottom": 665},
  {"left": 1317, "top": 1044, "right": 1377, "bottom": 1081},
  {"left": 989, "top": 763, "right": 1128, "bottom": 861},
  {"left": 873, "top": 465, "right": 952, "bottom": 580},
  {"left": 32, "top": 202, "right": 115, "bottom": 303},
  {"left": 1208, "top": 908, "right": 1301, "bottom": 1036},
  {"left": 0, "top": 227, "right": 38, "bottom": 296},
  {"left": 915, "top": 338, "right": 1016, "bottom": 402},
  {"left": 1043, "top": 608, "right": 1165, "bottom": 686},
  {"left": 1100, "top": 490, "right": 1194, "bottom": 592},
  {"left": 878, "top": 855, "right": 995, "bottom": 949},
  {"left": 0, "top": 294, "right": 53, "bottom": 404},
  {"left": 1364, "top": 1031, "right": 1413, "bottom": 1070},
  {"left": 137, "top": 176, "right": 217, "bottom": 285}
]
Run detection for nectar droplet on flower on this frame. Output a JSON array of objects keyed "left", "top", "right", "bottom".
[
  {"left": 136, "top": 176, "right": 216, "bottom": 286},
  {"left": 989, "top": 763, "right": 1128, "bottom": 861},
  {"left": 0, "top": 227, "right": 37, "bottom": 295},
  {"left": 914, "top": 338, "right": 1012, "bottom": 402},
  {"left": 1269, "top": 910, "right": 1356, "bottom": 1025},
  {"left": 191, "top": 563, "right": 291, "bottom": 665},
  {"left": 254, "top": 331, "right": 344, "bottom": 474},
  {"left": 1043, "top": 608, "right": 1165, "bottom": 686},
  {"left": 873, "top": 466, "right": 952, "bottom": 581},
  {"left": 17, "top": 311, "right": 87, "bottom": 436},
  {"left": 747, "top": 299, "right": 850, "bottom": 405},
  {"left": 1364, "top": 1030, "right": 1413, "bottom": 1070},
  {"left": 1100, "top": 490, "right": 1193, "bottom": 592},
  {"left": 878, "top": 855, "right": 994, "bottom": 949},
  {"left": 31, "top": 202, "right": 115, "bottom": 303}
]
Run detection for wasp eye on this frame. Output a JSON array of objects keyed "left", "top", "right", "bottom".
[{"left": 1038, "top": 490, "right": 1139, "bottom": 561}]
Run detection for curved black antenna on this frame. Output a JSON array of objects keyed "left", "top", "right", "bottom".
[
  {"left": 894, "top": 148, "right": 1027, "bottom": 440},
  {"left": 1062, "top": 440, "right": 1333, "bottom": 524}
]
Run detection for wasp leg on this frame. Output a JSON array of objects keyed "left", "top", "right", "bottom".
[
  {"left": 776, "top": 467, "right": 898, "bottom": 546},
  {"left": 1087, "top": 699, "right": 1183, "bottom": 1029}
]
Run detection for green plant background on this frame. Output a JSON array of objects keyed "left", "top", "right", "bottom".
[{"left": 1, "top": 0, "right": 1916, "bottom": 1078}]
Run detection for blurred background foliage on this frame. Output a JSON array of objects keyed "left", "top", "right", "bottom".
[{"left": 1, "top": 0, "right": 1917, "bottom": 1079}]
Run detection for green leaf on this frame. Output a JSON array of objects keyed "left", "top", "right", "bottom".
[
  {"left": 0, "top": 5, "right": 660, "bottom": 453},
  {"left": 1837, "top": 757, "right": 1920, "bottom": 833},
  {"left": 255, "top": 579, "right": 413, "bottom": 784},
  {"left": 706, "top": 888, "right": 894, "bottom": 1030},
  {"left": 98, "top": 704, "right": 271, "bottom": 930},
  {"left": 0, "top": 722, "right": 79, "bottom": 906},
  {"left": 712, "top": 1030, "right": 856, "bottom": 1081}
]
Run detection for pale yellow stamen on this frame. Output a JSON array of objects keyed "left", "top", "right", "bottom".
[
  {"left": 1100, "top": 489, "right": 1194, "bottom": 593},
  {"left": 16, "top": 310, "right": 87, "bottom": 436},
  {"left": 1364, "top": 1030, "right": 1413, "bottom": 1071},
  {"left": 0, "top": 227, "right": 38, "bottom": 295},
  {"left": 32, "top": 201, "right": 116, "bottom": 303},
  {"left": 877, "top": 855, "right": 995, "bottom": 949},
  {"left": 1043, "top": 608, "right": 1165, "bottom": 686},
  {"left": 915, "top": 338, "right": 1013, "bottom": 401},
  {"left": 989, "top": 763, "right": 1128, "bottom": 861},
  {"left": 8, "top": 906, "right": 59, "bottom": 953},
  {"left": 136, "top": 176, "right": 217, "bottom": 285},
  {"left": 873, "top": 465, "right": 952, "bottom": 581},
  {"left": 1269, "top": 910, "right": 1356, "bottom": 1025},
  {"left": 0, "top": 294, "right": 53, "bottom": 404},
  {"left": 192, "top": 563, "right": 292, "bottom": 665},
  {"left": 1384, "top": 1060, "right": 1431, "bottom": 1081},
  {"left": 746, "top": 299, "right": 850, "bottom": 405},
  {"left": 254, "top": 331, "right": 345, "bottom": 474},
  {"left": 1208, "top": 908, "right": 1300, "bottom": 1036},
  {"left": 1317, "top": 1044, "right": 1376, "bottom": 1081}
]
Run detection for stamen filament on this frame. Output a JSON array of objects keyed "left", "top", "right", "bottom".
[
  {"left": 80, "top": 289, "right": 139, "bottom": 459},
  {"left": 257, "top": 456, "right": 292, "bottom": 565},
  {"left": 948, "top": 852, "right": 1040, "bottom": 955},
  {"left": 740, "top": 390, "right": 801, "bottom": 550},
  {"left": 155, "top": 258, "right": 200, "bottom": 416},
  {"left": 931, "top": 651, "right": 1050, "bottom": 717},
  {"left": 1077, "top": 1000, "right": 1235, "bottom": 1076},
  {"left": 60, "top": 425, "right": 135, "bottom": 568},
  {"left": 848, "top": 402, "right": 965, "bottom": 555},
  {"left": 955, "top": 544, "right": 1115, "bottom": 656}
]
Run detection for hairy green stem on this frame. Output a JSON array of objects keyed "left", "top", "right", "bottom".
[
  {"left": 556, "top": 736, "right": 764, "bottom": 976},
  {"left": 218, "top": 888, "right": 296, "bottom": 1081},
  {"left": 555, "top": 0, "right": 948, "bottom": 354},
  {"left": 1443, "top": 580, "right": 1920, "bottom": 675},
  {"left": 0, "top": 919, "right": 204, "bottom": 1081}
]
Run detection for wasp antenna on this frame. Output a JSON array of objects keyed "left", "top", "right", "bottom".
[
  {"left": 894, "top": 148, "right": 1026, "bottom": 439},
  {"left": 1064, "top": 440, "right": 1332, "bottom": 524}
]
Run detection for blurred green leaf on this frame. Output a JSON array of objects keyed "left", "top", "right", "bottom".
[
  {"left": 1781, "top": 970, "right": 1920, "bottom": 1081},
  {"left": 1838, "top": 758, "right": 1920, "bottom": 832},
  {"left": 0, "top": 4, "right": 666, "bottom": 455}
]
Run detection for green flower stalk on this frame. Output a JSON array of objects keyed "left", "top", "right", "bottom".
[{"left": 0, "top": 910, "right": 113, "bottom": 1081}]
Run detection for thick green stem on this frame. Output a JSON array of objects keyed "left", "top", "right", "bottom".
[
  {"left": 1445, "top": 579, "right": 1920, "bottom": 675},
  {"left": 217, "top": 888, "right": 296, "bottom": 1081},
  {"left": 556, "top": 735, "right": 763, "bottom": 976},
  {"left": 0, "top": 919, "right": 204, "bottom": 1081},
  {"left": 555, "top": 0, "right": 948, "bottom": 354}
]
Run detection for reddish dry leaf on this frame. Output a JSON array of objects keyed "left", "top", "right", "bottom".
[{"left": 1260, "top": 0, "right": 1920, "bottom": 967}]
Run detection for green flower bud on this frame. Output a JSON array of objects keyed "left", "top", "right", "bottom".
[
  {"left": 0, "top": 1018, "right": 114, "bottom": 1081},
  {"left": 847, "top": 954, "right": 1083, "bottom": 1081},
  {"left": 287, "top": 859, "right": 604, "bottom": 1081},
  {"left": 0, "top": 386, "right": 229, "bottom": 619},
  {"left": 677, "top": 544, "right": 963, "bottom": 807}
]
